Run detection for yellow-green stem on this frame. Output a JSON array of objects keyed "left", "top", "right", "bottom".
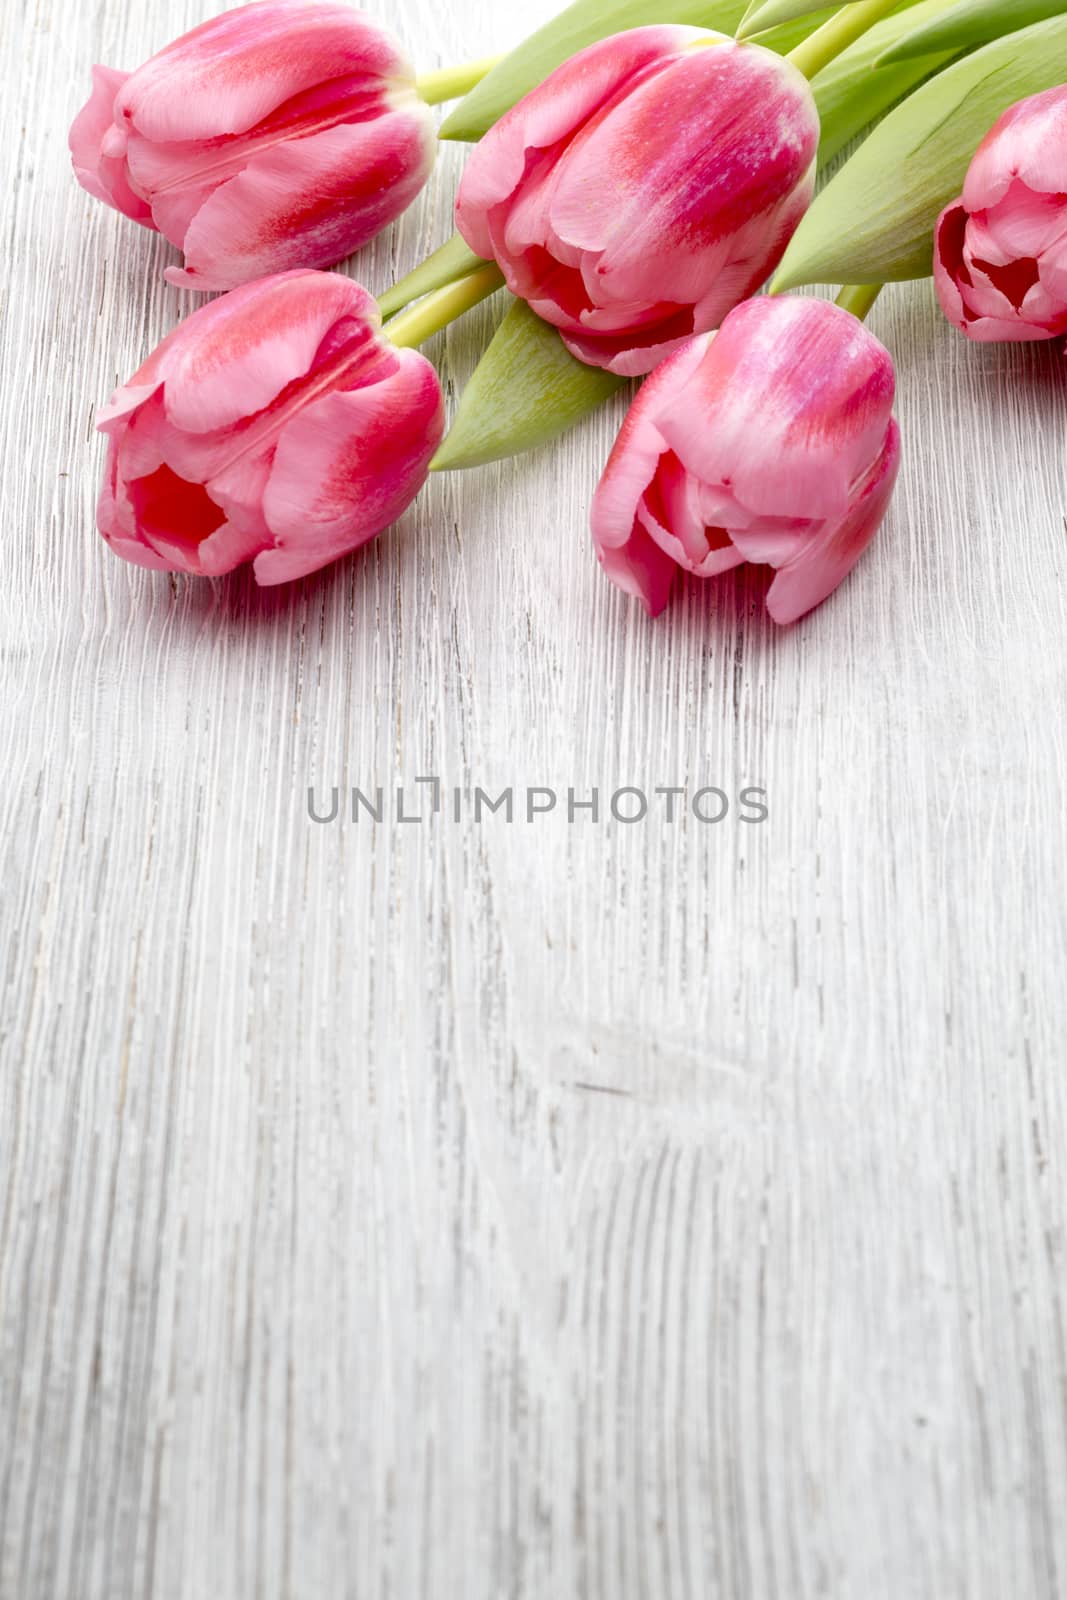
[
  {"left": 787, "top": 0, "right": 902, "bottom": 79},
  {"left": 834, "top": 282, "right": 883, "bottom": 320},
  {"left": 416, "top": 55, "right": 503, "bottom": 105},
  {"left": 378, "top": 234, "right": 486, "bottom": 321},
  {"left": 385, "top": 262, "right": 505, "bottom": 348}
]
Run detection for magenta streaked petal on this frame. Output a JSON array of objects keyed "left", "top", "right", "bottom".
[
  {"left": 97, "top": 432, "right": 178, "bottom": 571},
  {"left": 160, "top": 271, "right": 378, "bottom": 433},
  {"left": 256, "top": 348, "right": 443, "bottom": 584},
  {"left": 190, "top": 514, "right": 272, "bottom": 577},
  {"left": 455, "top": 26, "right": 703, "bottom": 261},
  {"left": 161, "top": 109, "right": 435, "bottom": 291},
  {"left": 655, "top": 297, "right": 895, "bottom": 522},
  {"left": 114, "top": 0, "right": 412, "bottom": 143},
  {"left": 762, "top": 419, "right": 900, "bottom": 624},
  {"left": 548, "top": 45, "right": 817, "bottom": 306},
  {"left": 1035, "top": 233, "right": 1067, "bottom": 314},
  {"left": 980, "top": 181, "right": 1067, "bottom": 263}
]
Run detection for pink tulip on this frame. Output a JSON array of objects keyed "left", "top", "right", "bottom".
[
  {"left": 96, "top": 270, "right": 443, "bottom": 584},
  {"left": 454, "top": 27, "right": 819, "bottom": 376},
  {"left": 70, "top": 0, "right": 436, "bottom": 291},
  {"left": 934, "top": 87, "right": 1067, "bottom": 342},
  {"left": 591, "top": 297, "right": 900, "bottom": 624}
]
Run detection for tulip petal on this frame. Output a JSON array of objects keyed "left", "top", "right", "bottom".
[
  {"left": 963, "top": 84, "right": 1067, "bottom": 210},
  {"left": 598, "top": 515, "right": 681, "bottom": 615},
  {"left": 933, "top": 201, "right": 971, "bottom": 331},
  {"left": 561, "top": 308, "right": 711, "bottom": 377},
  {"left": 761, "top": 419, "right": 900, "bottom": 624},
  {"left": 97, "top": 437, "right": 176, "bottom": 571},
  {"left": 590, "top": 334, "right": 709, "bottom": 610},
  {"left": 548, "top": 46, "right": 817, "bottom": 312},
  {"left": 656, "top": 297, "right": 895, "bottom": 522},
  {"left": 257, "top": 349, "right": 443, "bottom": 584},
  {"left": 70, "top": 65, "right": 155, "bottom": 226},
  {"left": 98, "top": 273, "right": 364, "bottom": 433},
  {"left": 591, "top": 334, "right": 708, "bottom": 554},
  {"left": 163, "top": 110, "right": 435, "bottom": 291},
  {"left": 160, "top": 271, "right": 378, "bottom": 433},
  {"left": 455, "top": 26, "right": 704, "bottom": 260},
  {"left": 979, "top": 179, "right": 1067, "bottom": 263},
  {"left": 114, "top": 0, "right": 411, "bottom": 143}
]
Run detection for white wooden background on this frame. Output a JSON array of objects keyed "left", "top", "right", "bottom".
[{"left": 3, "top": 0, "right": 1067, "bottom": 1595}]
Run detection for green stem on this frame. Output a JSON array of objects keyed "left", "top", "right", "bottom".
[
  {"left": 834, "top": 282, "right": 883, "bottom": 320},
  {"left": 385, "top": 262, "right": 505, "bottom": 349},
  {"left": 378, "top": 234, "right": 486, "bottom": 321},
  {"left": 415, "top": 55, "right": 502, "bottom": 106},
  {"left": 787, "top": 0, "right": 903, "bottom": 79}
]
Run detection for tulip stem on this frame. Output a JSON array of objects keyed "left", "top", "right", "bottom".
[
  {"left": 385, "top": 262, "right": 506, "bottom": 349},
  {"left": 787, "top": 0, "right": 904, "bottom": 79},
  {"left": 835, "top": 282, "right": 883, "bottom": 321},
  {"left": 378, "top": 233, "right": 487, "bottom": 320},
  {"left": 416, "top": 55, "right": 503, "bottom": 105}
]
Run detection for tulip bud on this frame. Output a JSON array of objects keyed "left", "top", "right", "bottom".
[
  {"left": 96, "top": 271, "right": 443, "bottom": 584},
  {"left": 454, "top": 27, "right": 819, "bottom": 376},
  {"left": 934, "top": 86, "right": 1067, "bottom": 341},
  {"left": 591, "top": 297, "right": 900, "bottom": 624},
  {"left": 70, "top": 0, "right": 436, "bottom": 291}
]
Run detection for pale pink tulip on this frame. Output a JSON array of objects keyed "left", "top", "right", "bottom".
[
  {"left": 591, "top": 297, "right": 900, "bottom": 623},
  {"left": 454, "top": 27, "right": 819, "bottom": 376},
  {"left": 96, "top": 270, "right": 443, "bottom": 584},
  {"left": 934, "top": 87, "right": 1067, "bottom": 342},
  {"left": 70, "top": 0, "right": 435, "bottom": 291}
]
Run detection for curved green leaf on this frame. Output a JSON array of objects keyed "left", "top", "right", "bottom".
[
  {"left": 738, "top": 0, "right": 844, "bottom": 37},
  {"left": 813, "top": 0, "right": 961, "bottom": 163},
  {"left": 878, "top": 0, "right": 1063, "bottom": 62},
  {"left": 773, "top": 13, "right": 1067, "bottom": 287},
  {"left": 431, "top": 298, "right": 624, "bottom": 470}
]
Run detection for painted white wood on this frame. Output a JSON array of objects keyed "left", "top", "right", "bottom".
[{"left": 2, "top": 1, "right": 1066, "bottom": 1595}]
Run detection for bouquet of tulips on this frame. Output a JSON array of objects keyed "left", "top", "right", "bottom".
[{"left": 71, "top": 0, "right": 1067, "bottom": 622}]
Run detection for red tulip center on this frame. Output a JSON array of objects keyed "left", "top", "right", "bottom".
[
  {"left": 971, "top": 254, "right": 1040, "bottom": 311},
  {"left": 127, "top": 462, "right": 226, "bottom": 546}
]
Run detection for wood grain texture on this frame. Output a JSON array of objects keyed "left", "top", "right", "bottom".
[{"left": 2, "top": 1, "right": 1067, "bottom": 1596}]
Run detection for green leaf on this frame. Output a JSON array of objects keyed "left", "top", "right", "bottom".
[
  {"left": 877, "top": 0, "right": 1064, "bottom": 62},
  {"left": 440, "top": 0, "right": 746, "bottom": 140},
  {"left": 737, "top": 0, "right": 843, "bottom": 38},
  {"left": 772, "top": 12, "right": 1067, "bottom": 287},
  {"left": 812, "top": 0, "right": 962, "bottom": 163},
  {"left": 431, "top": 298, "right": 624, "bottom": 470},
  {"left": 734, "top": 7, "right": 847, "bottom": 49}
]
